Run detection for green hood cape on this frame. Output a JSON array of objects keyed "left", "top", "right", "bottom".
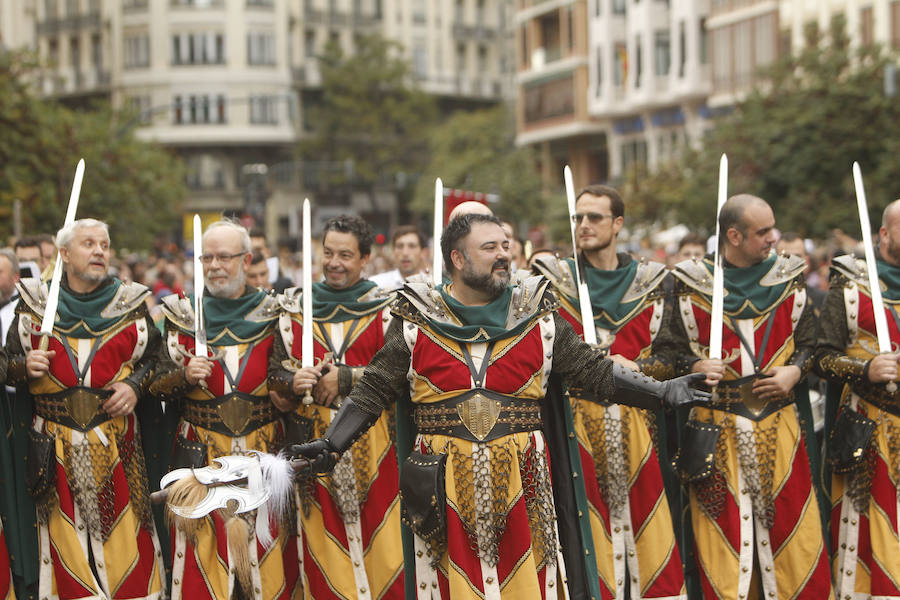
[
  {"left": 692, "top": 254, "right": 797, "bottom": 319},
  {"left": 56, "top": 277, "right": 136, "bottom": 336},
  {"left": 562, "top": 254, "right": 643, "bottom": 330},
  {"left": 310, "top": 280, "right": 392, "bottom": 323},
  {"left": 189, "top": 287, "right": 275, "bottom": 344}
]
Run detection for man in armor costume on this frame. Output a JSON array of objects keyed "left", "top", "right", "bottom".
[
  {"left": 663, "top": 195, "right": 832, "bottom": 599},
  {"left": 815, "top": 198, "right": 900, "bottom": 598},
  {"left": 532, "top": 184, "right": 686, "bottom": 599},
  {"left": 149, "top": 220, "right": 299, "bottom": 600},
  {"left": 268, "top": 215, "right": 404, "bottom": 599},
  {"left": 5, "top": 219, "right": 165, "bottom": 600},
  {"left": 291, "top": 213, "right": 709, "bottom": 599}
]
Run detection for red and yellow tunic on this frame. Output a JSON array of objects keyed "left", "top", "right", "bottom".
[
  {"left": 816, "top": 255, "right": 900, "bottom": 599},
  {"left": 274, "top": 283, "right": 403, "bottom": 600},
  {"left": 8, "top": 278, "right": 164, "bottom": 600},
  {"left": 534, "top": 255, "right": 683, "bottom": 600},
  {"left": 153, "top": 290, "right": 299, "bottom": 600},
  {"left": 670, "top": 255, "right": 832, "bottom": 600}
]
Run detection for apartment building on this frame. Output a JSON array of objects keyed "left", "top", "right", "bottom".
[
  {"left": 708, "top": 0, "right": 900, "bottom": 106},
  {"left": 0, "top": 0, "right": 35, "bottom": 49},
  {"left": 10, "top": 0, "right": 515, "bottom": 241}
]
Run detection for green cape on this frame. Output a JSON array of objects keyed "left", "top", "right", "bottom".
[
  {"left": 311, "top": 280, "right": 391, "bottom": 323},
  {"left": 192, "top": 287, "right": 274, "bottom": 344},
  {"left": 876, "top": 257, "right": 900, "bottom": 301},
  {"left": 56, "top": 278, "right": 126, "bottom": 337},
  {"left": 564, "top": 255, "right": 641, "bottom": 330}
]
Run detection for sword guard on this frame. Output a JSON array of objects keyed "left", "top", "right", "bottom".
[
  {"left": 299, "top": 353, "right": 333, "bottom": 405},
  {"left": 37, "top": 333, "right": 51, "bottom": 352},
  {"left": 888, "top": 382, "right": 898, "bottom": 393}
]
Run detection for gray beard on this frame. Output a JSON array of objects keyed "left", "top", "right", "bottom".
[
  {"left": 460, "top": 263, "right": 509, "bottom": 300},
  {"left": 207, "top": 270, "right": 246, "bottom": 298}
]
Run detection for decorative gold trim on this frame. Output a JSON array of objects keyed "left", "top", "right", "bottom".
[{"left": 456, "top": 393, "right": 502, "bottom": 441}]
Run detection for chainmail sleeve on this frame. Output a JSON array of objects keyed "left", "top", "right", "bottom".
[
  {"left": 552, "top": 312, "right": 615, "bottom": 400},
  {"left": 636, "top": 295, "right": 677, "bottom": 380},
  {"left": 788, "top": 282, "right": 816, "bottom": 377},
  {"left": 650, "top": 284, "right": 701, "bottom": 377},
  {"left": 122, "top": 310, "right": 161, "bottom": 396},
  {"left": 814, "top": 275, "right": 869, "bottom": 390},
  {"left": 5, "top": 312, "right": 28, "bottom": 386},
  {"left": 267, "top": 328, "right": 294, "bottom": 397},
  {"left": 345, "top": 317, "right": 411, "bottom": 416},
  {"left": 147, "top": 325, "right": 191, "bottom": 403}
]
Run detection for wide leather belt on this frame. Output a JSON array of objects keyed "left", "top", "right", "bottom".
[
  {"left": 34, "top": 387, "right": 113, "bottom": 432},
  {"left": 858, "top": 393, "right": 900, "bottom": 419},
  {"left": 709, "top": 375, "right": 794, "bottom": 421},
  {"left": 415, "top": 389, "right": 542, "bottom": 442},
  {"left": 183, "top": 392, "right": 277, "bottom": 437}
]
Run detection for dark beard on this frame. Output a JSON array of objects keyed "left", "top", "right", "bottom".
[
  {"left": 461, "top": 259, "right": 509, "bottom": 299},
  {"left": 887, "top": 237, "right": 900, "bottom": 265}
]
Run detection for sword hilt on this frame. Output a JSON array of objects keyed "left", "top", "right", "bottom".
[
  {"left": 38, "top": 334, "right": 50, "bottom": 352},
  {"left": 888, "top": 382, "right": 898, "bottom": 393}
]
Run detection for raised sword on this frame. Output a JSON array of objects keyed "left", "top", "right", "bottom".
[
  {"left": 853, "top": 162, "right": 897, "bottom": 392},
  {"left": 39, "top": 159, "right": 85, "bottom": 351},
  {"left": 709, "top": 154, "right": 728, "bottom": 360},
  {"left": 301, "top": 198, "right": 315, "bottom": 404},
  {"left": 433, "top": 178, "right": 443, "bottom": 287},
  {"left": 564, "top": 165, "right": 598, "bottom": 345},
  {"left": 192, "top": 214, "right": 207, "bottom": 359}
]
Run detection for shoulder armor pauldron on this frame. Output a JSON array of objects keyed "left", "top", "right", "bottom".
[
  {"left": 245, "top": 292, "right": 281, "bottom": 322},
  {"left": 160, "top": 294, "right": 194, "bottom": 332},
  {"left": 99, "top": 281, "right": 151, "bottom": 319},
  {"left": 278, "top": 286, "right": 301, "bottom": 312},
  {"left": 622, "top": 259, "right": 668, "bottom": 302},
  {"left": 393, "top": 281, "right": 453, "bottom": 326},
  {"left": 506, "top": 275, "right": 555, "bottom": 326},
  {"left": 831, "top": 254, "right": 870, "bottom": 289},
  {"left": 531, "top": 256, "right": 577, "bottom": 299},
  {"left": 15, "top": 277, "right": 48, "bottom": 319},
  {"left": 760, "top": 253, "right": 807, "bottom": 287},
  {"left": 672, "top": 258, "right": 714, "bottom": 296}
]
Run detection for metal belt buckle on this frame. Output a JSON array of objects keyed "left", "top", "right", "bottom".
[
  {"left": 65, "top": 388, "right": 101, "bottom": 430},
  {"left": 740, "top": 381, "right": 767, "bottom": 417},
  {"left": 456, "top": 393, "right": 502, "bottom": 441},
  {"left": 218, "top": 394, "right": 253, "bottom": 436}
]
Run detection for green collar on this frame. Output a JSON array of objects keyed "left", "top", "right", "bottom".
[
  {"left": 720, "top": 254, "right": 794, "bottom": 318},
  {"left": 195, "top": 287, "right": 275, "bottom": 344},
  {"left": 877, "top": 257, "right": 900, "bottom": 302},
  {"left": 433, "top": 284, "right": 534, "bottom": 342},
  {"left": 564, "top": 254, "right": 642, "bottom": 330},
  {"left": 56, "top": 277, "right": 127, "bottom": 337},
  {"left": 311, "top": 280, "right": 392, "bottom": 323}
]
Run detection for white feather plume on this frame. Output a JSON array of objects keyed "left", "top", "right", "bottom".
[{"left": 258, "top": 450, "right": 295, "bottom": 522}]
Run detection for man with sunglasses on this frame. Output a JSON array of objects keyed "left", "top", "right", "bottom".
[
  {"left": 532, "top": 185, "right": 686, "bottom": 599},
  {"left": 149, "top": 220, "right": 299, "bottom": 599},
  {"left": 663, "top": 194, "right": 831, "bottom": 598},
  {"left": 268, "top": 215, "right": 403, "bottom": 599}
]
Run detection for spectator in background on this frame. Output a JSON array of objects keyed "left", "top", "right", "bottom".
[
  {"left": 247, "top": 250, "right": 271, "bottom": 289},
  {"left": 14, "top": 237, "right": 45, "bottom": 276},
  {"left": 500, "top": 220, "right": 527, "bottom": 272},
  {"left": 250, "top": 230, "right": 293, "bottom": 292},
  {"left": 370, "top": 225, "right": 427, "bottom": 290},
  {"left": 37, "top": 234, "right": 56, "bottom": 269},
  {"left": 777, "top": 231, "right": 827, "bottom": 313},
  {"left": 675, "top": 232, "right": 707, "bottom": 262},
  {"left": 0, "top": 249, "right": 19, "bottom": 343}
]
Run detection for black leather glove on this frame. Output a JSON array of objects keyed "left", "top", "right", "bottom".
[
  {"left": 660, "top": 372, "right": 711, "bottom": 409},
  {"left": 612, "top": 363, "right": 710, "bottom": 410},
  {"left": 291, "top": 439, "right": 339, "bottom": 474},
  {"left": 290, "top": 398, "right": 380, "bottom": 474}
]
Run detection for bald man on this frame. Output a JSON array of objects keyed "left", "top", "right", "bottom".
[
  {"left": 815, "top": 198, "right": 900, "bottom": 599},
  {"left": 447, "top": 200, "right": 492, "bottom": 221},
  {"left": 662, "top": 194, "right": 832, "bottom": 598}
]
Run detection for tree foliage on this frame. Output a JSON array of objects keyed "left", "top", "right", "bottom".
[
  {"left": 413, "top": 105, "right": 559, "bottom": 235},
  {"left": 298, "top": 35, "right": 436, "bottom": 193},
  {"left": 0, "top": 50, "right": 185, "bottom": 250},
  {"left": 635, "top": 15, "right": 900, "bottom": 237}
]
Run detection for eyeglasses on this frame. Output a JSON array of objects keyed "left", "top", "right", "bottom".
[
  {"left": 571, "top": 212, "right": 615, "bottom": 225},
  {"left": 199, "top": 252, "right": 247, "bottom": 265}
]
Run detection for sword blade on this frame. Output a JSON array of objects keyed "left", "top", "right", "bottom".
[
  {"left": 564, "top": 165, "right": 598, "bottom": 345},
  {"left": 433, "top": 178, "right": 443, "bottom": 287},
  {"left": 41, "top": 158, "right": 85, "bottom": 340},
  {"left": 709, "top": 154, "right": 728, "bottom": 360},
  {"left": 301, "top": 199, "right": 314, "bottom": 368},
  {"left": 853, "top": 162, "right": 892, "bottom": 353},
  {"left": 193, "top": 214, "right": 207, "bottom": 357}
]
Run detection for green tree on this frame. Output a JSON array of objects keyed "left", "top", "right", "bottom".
[
  {"left": 413, "top": 105, "right": 560, "bottom": 238},
  {"left": 0, "top": 50, "right": 185, "bottom": 250},
  {"left": 299, "top": 35, "right": 436, "bottom": 208},
  {"left": 636, "top": 15, "right": 900, "bottom": 236}
]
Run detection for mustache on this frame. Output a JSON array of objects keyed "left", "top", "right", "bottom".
[{"left": 492, "top": 259, "right": 510, "bottom": 271}]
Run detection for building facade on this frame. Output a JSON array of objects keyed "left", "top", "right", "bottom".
[{"left": 7, "top": 0, "right": 515, "bottom": 243}]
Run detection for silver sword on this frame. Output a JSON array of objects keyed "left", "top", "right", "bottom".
[
  {"left": 853, "top": 162, "right": 897, "bottom": 392},
  {"left": 192, "top": 214, "right": 207, "bottom": 359},
  {"left": 709, "top": 154, "right": 728, "bottom": 361},
  {"left": 564, "top": 165, "right": 598, "bottom": 345},
  {"left": 432, "top": 178, "right": 443, "bottom": 287},
  {"left": 39, "top": 159, "right": 85, "bottom": 351},
  {"left": 301, "top": 198, "right": 315, "bottom": 405}
]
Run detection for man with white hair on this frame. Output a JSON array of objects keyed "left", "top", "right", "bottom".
[
  {"left": 149, "top": 220, "right": 299, "bottom": 599},
  {"left": 5, "top": 218, "right": 165, "bottom": 599}
]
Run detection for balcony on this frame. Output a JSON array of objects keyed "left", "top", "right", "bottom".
[
  {"left": 303, "top": 6, "right": 381, "bottom": 28},
  {"left": 170, "top": 0, "right": 225, "bottom": 8},
  {"left": 123, "top": 0, "right": 148, "bottom": 11},
  {"left": 523, "top": 75, "right": 574, "bottom": 124},
  {"left": 37, "top": 12, "right": 100, "bottom": 35}
]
